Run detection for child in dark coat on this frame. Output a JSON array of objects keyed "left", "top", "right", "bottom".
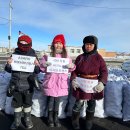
[{"left": 5, "top": 33, "right": 40, "bottom": 129}]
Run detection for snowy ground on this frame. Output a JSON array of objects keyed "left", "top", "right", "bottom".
[{"left": 0, "top": 66, "right": 130, "bottom": 121}]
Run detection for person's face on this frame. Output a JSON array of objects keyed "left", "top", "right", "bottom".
[
  {"left": 54, "top": 42, "right": 63, "bottom": 50},
  {"left": 20, "top": 41, "right": 28, "bottom": 44},
  {"left": 85, "top": 43, "right": 95, "bottom": 52}
]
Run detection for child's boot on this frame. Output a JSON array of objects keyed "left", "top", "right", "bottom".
[
  {"left": 10, "top": 107, "right": 22, "bottom": 130},
  {"left": 72, "top": 110, "right": 80, "bottom": 130},
  {"left": 23, "top": 107, "right": 33, "bottom": 129},
  {"left": 48, "top": 111, "right": 54, "bottom": 127},
  {"left": 54, "top": 111, "right": 61, "bottom": 127},
  {"left": 85, "top": 110, "right": 94, "bottom": 130}
]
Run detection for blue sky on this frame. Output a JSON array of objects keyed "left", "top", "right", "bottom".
[{"left": 0, "top": 0, "right": 130, "bottom": 52}]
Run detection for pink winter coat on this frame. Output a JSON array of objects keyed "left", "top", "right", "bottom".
[{"left": 40, "top": 54, "right": 76, "bottom": 97}]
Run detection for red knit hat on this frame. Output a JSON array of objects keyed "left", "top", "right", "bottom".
[
  {"left": 17, "top": 35, "right": 32, "bottom": 52},
  {"left": 52, "top": 34, "right": 66, "bottom": 47}
]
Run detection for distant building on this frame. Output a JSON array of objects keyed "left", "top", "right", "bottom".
[
  {"left": 0, "top": 46, "right": 117, "bottom": 59},
  {"left": 0, "top": 47, "right": 15, "bottom": 53},
  {"left": 47, "top": 45, "right": 116, "bottom": 59},
  {"left": 98, "top": 49, "right": 117, "bottom": 58},
  {"left": 66, "top": 46, "right": 82, "bottom": 57},
  {"left": 0, "top": 47, "right": 8, "bottom": 53},
  {"left": 47, "top": 45, "right": 82, "bottom": 60}
]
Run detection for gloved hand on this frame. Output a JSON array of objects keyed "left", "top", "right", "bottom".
[
  {"left": 94, "top": 82, "right": 104, "bottom": 93},
  {"left": 63, "top": 63, "right": 75, "bottom": 69},
  {"left": 7, "top": 85, "right": 15, "bottom": 97},
  {"left": 71, "top": 79, "right": 79, "bottom": 91},
  {"left": 28, "top": 75, "right": 41, "bottom": 91},
  {"left": 42, "top": 61, "right": 51, "bottom": 67}
]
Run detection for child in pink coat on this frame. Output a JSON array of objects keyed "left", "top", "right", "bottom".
[{"left": 40, "top": 34, "right": 75, "bottom": 127}]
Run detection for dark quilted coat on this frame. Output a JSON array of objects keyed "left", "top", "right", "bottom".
[{"left": 5, "top": 48, "right": 40, "bottom": 91}]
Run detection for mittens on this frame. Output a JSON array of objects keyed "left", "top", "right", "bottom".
[
  {"left": 71, "top": 79, "right": 79, "bottom": 91},
  {"left": 94, "top": 82, "right": 104, "bottom": 93},
  {"left": 7, "top": 85, "right": 15, "bottom": 97},
  {"left": 28, "top": 75, "right": 41, "bottom": 91},
  {"left": 63, "top": 63, "right": 75, "bottom": 69},
  {"left": 43, "top": 61, "right": 52, "bottom": 67}
]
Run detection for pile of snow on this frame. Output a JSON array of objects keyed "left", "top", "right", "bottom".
[
  {"left": 121, "top": 60, "right": 130, "bottom": 72},
  {"left": 104, "top": 67, "right": 130, "bottom": 121},
  {"left": 0, "top": 72, "right": 11, "bottom": 110},
  {"left": 122, "top": 81, "right": 130, "bottom": 121}
]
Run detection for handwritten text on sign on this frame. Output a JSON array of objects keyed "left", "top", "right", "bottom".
[
  {"left": 11, "top": 54, "right": 35, "bottom": 72},
  {"left": 47, "top": 57, "right": 69, "bottom": 74},
  {"left": 76, "top": 77, "right": 98, "bottom": 93}
]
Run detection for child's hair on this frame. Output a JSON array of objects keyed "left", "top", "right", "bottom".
[{"left": 50, "top": 44, "right": 67, "bottom": 58}]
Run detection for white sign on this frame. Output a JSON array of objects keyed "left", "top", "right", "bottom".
[
  {"left": 47, "top": 57, "right": 69, "bottom": 74},
  {"left": 11, "top": 54, "right": 36, "bottom": 72},
  {"left": 76, "top": 77, "right": 98, "bottom": 93}
]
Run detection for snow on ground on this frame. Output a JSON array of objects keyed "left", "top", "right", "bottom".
[{"left": 0, "top": 67, "right": 130, "bottom": 121}]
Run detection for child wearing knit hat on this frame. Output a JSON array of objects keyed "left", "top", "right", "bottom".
[
  {"left": 40, "top": 34, "right": 76, "bottom": 127},
  {"left": 5, "top": 32, "right": 40, "bottom": 130}
]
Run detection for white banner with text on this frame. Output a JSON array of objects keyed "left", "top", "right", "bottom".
[
  {"left": 11, "top": 54, "right": 35, "bottom": 72},
  {"left": 47, "top": 57, "right": 69, "bottom": 74},
  {"left": 76, "top": 77, "right": 98, "bottom": 93}
]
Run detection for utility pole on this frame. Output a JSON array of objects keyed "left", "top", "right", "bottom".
[{"left": 8, "top": 0, "right": 13, "bottom": 53}]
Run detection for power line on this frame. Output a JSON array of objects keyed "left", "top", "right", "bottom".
[
  {"left": 0, "top": 17, "right": 9, "bottom": 25},
  {"left": 0, "top": 16, "right": 9, "bottom": 21},
  {"left": 42, "top": 0, "right": 130, "bottom": 10}
]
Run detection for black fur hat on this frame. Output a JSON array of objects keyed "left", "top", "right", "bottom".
[
  {"left": 82, "top": 35, "right": 98, "bottom": 53},
  {"left": 83, "top": 35, "right": 98, "bottom": 45}
]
